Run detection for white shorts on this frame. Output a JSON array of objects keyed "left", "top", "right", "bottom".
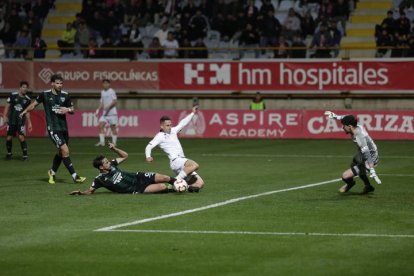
[
  {"left": 99, "top": 115, "right": 118, "bottom": 126},
  {"left": 170, "top": 157, "right": 199, "bottom": 180}
]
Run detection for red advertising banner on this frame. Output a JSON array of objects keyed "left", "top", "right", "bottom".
[
  {"left": 3, "top": 108, "right": 412, "bottom": 140},
  {"left": 1, "top": 60, "right": 414, "bottom": 92},
  {"left": 159, "top": 60, "right": 414, "bottom": 91}
]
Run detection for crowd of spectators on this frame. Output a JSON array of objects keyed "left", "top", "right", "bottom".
[
  {"left": 0, "top": 0, "right": 54, "bottom": 58},
  {"left": 375, "top": 7, "right": 414, "bottom": 57},
  {"left": 3, "top": 0, "right": 413, "bottom": 60},
  {"left": 70, "top": 0, "right": 352, "bottom": 60}
]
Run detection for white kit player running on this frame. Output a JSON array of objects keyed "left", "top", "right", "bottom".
[
  {"left": 95, "top": 79, "right": 118, "bottom": 146},
  {"left": 145, "top": 105, "right": 204, "bottom": 192}
]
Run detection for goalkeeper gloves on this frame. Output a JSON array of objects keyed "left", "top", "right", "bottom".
[
  {"left": 324, "top": 111, "right": 342, "bottom": 120},
  {"left": 369, "top": 168, "right": 382, "bottom": 184}
]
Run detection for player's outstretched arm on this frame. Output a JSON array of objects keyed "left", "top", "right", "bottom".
[
  {"left": 109, "top": 142, "right": 128, "bottom": 164},
  {"left": 70, "top": 187, "right": 96, "bottom": 195},
  {"left": 324, "top": 111, "right": 343, "bottom": 120}
]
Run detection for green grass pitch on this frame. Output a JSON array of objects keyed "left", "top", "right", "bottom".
[{"left": 0, "top": 138, "right": 413, "bottom": 275}]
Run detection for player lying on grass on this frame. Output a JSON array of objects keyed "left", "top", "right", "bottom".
[
  {"left": 325, "top": 111, "right": 381, "bottom": 194},
  {"left": 145, "top": 105, "right": 204, "bottom": 193},
  {"left": 69, "top": 143, "right": 180, "bottom": 195}
]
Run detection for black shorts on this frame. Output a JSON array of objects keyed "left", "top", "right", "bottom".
[
  {"left": 7, "top": 124, "right": 25, "bottom": 137},
  {"left": 48, "top": 130, "right": 69, "bottom": 148},
  {"left": 134, "top": 172, "right": 156, "bottom": 193}
]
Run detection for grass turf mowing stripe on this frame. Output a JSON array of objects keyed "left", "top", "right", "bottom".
[
  {"left": 95, "top": 178, "right": 341, "bottom": 232},
  {"left": 105, "top": 229, "right": 414, "bottom": 238}
]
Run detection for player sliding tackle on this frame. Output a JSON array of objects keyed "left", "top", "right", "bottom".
[
  {"left": 324, "top": 111, "right": 381, "bottom": 194},
  {"left": 69, "top": 143, "right": 182, "bottom": 195}
]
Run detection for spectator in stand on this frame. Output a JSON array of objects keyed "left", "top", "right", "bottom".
[
  {"left": 98, "top": 36, "right": 116, "bottom": 58},
  {"left": 7, "top": 8, "right": 22, "bottom": 35},
  {"left": 180, "top": 0, "right": 197, "bottom": 16},
  {"left": 379, "top": 10, "right": 396, "bottom": 36},
  {"left": 375, "top": 27, "right": 393, "bottom": 57},
  {"left": 210, "top": 12, "right": 226, "bottom": 36},
  {"left": 173, "top": 23, "right": 187, "bottom": 45},
  {"left": 396, "top": 11, "right": 411, "bottom": 36},
  {"left": 154, "top": 22, "right": 169, "bottom": 44},
  {"left": 274, "top": 35, "right": 290, "bottom": 58},
  {"left": 147, "top": 36, "right": 164, "bottom": 58},
  {"left": 0, "top": 22, "right": 17, "bottom": 58},
  {"left": 112, "top": 0, "right": 126, "bottom": 21},
  {"left": 76, "top": 21, "right": 90, "bottom": 58},
  {"left": 290, "top": 34, "right": 307, "bottom": 58},
  {"left": 124, "top": 0, "right": 142, "bottom": 26},
  {"left": 310, "top": 23, "right": 333, "bottom": 58},
  {"left": 221, "top": 14, "right": 239, "bottom": 41},
  {"left": 328, "top": 19, "right": 342, "bottom": 57},
  {"left": 14, "top": 29, "right": 30, "bottom": 59},
  {"left": 85, "top": 38, "right": 98, "bottom": 58},
  {"left": 239, "top": 23, "right": 260, "bottom": 58},
  {"left": 191, "top": 37, "right": 208, "bottom": 59},
  {"left": 301, "top": 11, "right": 316, "bottom": 38},
  {"left": 178, "top": 37, "right": 192, "bottom": 58},
  {"left": 110, "top": 24, "right": 123, "bottom": 45},
  {"left": 283, "top": 8, "right": 302, "bottom": 40},
  {"left": 116, "top": 34, "right": 135, "bottom": 60},
  {"left": 128, "top": 22, "right": 144, "bottom": 54},
  {"left": 332, "top": 0, "right": 350, "bottom": 30},
  {"left": 57, "top": 22, "right": 76, "bottom": 56},
  {"left": 319, "top": 0, "right": 333, "bottom": 19},
  {"left": 161, "top": 31, "right": 179, "bottom": 58},
  {"left": 259, "top": 0, "right": 275, "bottom": 16},
  {"left": 391, "top": 31, "right": 408, "bottom": 57},
  {"left": 257, "top": 10, "right": 281, "bottom": 54},
  {"left": 244, "top": 0, "right": 259, "bottom": 20},
  {"left": 32, "top": 0, "right": 50, "bottom": 24},
  {"left": 32, "top": 36, "right": 47, "bottom": 58},
  {"left": 89, "top": 11, "right": 106, "bottom": 38},
  {"left": 188, "top": 9, "right": 210, "bottom": 40},
  {"left": 25, "top": 10, "right": 42, "bottom": 41}
]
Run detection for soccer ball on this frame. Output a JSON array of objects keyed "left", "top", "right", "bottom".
[{"left": 173, "top": 179, "right": 188, "bottom": 192}]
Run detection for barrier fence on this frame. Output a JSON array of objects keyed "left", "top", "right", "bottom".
[{"left": 1, "top": 108, "right": 413, "bottom": 140}]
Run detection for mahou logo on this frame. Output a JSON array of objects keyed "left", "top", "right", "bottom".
[
  {"left": 39, "top": 68, "right": 55, "bottom": 83},
  {"left": 184, "top": 63, "right": 231, "bottom": 85}
]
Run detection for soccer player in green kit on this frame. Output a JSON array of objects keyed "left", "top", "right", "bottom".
[
  {"left": 20, "top": 74, "right": 86, "bottom": 184},
  {"left": 3, "top": 81, "right": 32, "bottom": 160},
  {"left": 69, "top": 143, "right": 178, "bottom": 195}
]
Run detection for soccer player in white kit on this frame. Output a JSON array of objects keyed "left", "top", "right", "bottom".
[
  {"left": 145, "top": 105, "right": 204, "bottom": 192},
  {"left": 95, "top": 79, "right": 118, "bottom": 146},
  {"left": 325, "top": 111, "right": 381, "bottom": 194}
]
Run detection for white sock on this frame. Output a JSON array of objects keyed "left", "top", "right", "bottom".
[
  {"left": 177, "top": 170, "right": 187, "bottom": 180},
  {"left": 99, "top": 133, "right": 105, "bottom": 144},
  {"left": 71, "top": 173, "right": 77, "bottom": 180},
  {"left": 112, "top": 135, "right": 117, "bottom": 145}
]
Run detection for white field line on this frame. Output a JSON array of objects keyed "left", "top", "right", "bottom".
[
  {"left": 105, "top": 229, "right": 414, "bottom": 239},
  {"left": 28, "top": 151, "right": 414, "bottom": 159},
  {"left": 201, "top": 153, "right": 414, "bottom": 159},
  {"left": 95, "top": 178, "right": 341, "bottom": 232}
]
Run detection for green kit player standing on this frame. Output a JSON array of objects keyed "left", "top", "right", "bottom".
[
  {"left": 3, "top": 81, "right": 32, "bottom": 160},
  {"left": 20, "top": 74, "right": 86, "bottom": 184}
]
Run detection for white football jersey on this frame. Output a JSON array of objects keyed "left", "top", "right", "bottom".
[
  {"left": 100, "top": 88, "right": 117, "bottom": 116},
  {"left": 145, "top": 113, "right": 195, "bottom": 161}
]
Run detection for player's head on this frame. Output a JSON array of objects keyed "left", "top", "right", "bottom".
[
  {"left": 102, "top": 79, "right": 110, "bottom": 90},
  {"left": 160, "top": 115, "right": 172, "bottom": 133},
  {"left": 341, "top": 115, "right": 357, "bottom": 134},
  {"left": 19, "top": 81, "right": 29, "bottom": 94},
  {"left": 93, "top": 155, "right": 111, "bottom": 171},
  {"left": 50, "top": 74, "right": 64, "bottom": 92}
]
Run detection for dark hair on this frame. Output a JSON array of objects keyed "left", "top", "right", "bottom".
[
  {"left": 50, "top": 74, "right": 63, "bottom": 83},
  {"left": 341, "top": 115, "right": 357, "bottom": 127},
  {"left": 93, "top": 155, "right": 105, "bottom": 169},
  {"left": 102, "top": 79, "right": 110, "bottom": 83},
  {"left": 160, "top": 116, "right": 171, "bottom": 123},
  {"left": 20, "top": 80, "right": 29, "bottom": 87}
]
